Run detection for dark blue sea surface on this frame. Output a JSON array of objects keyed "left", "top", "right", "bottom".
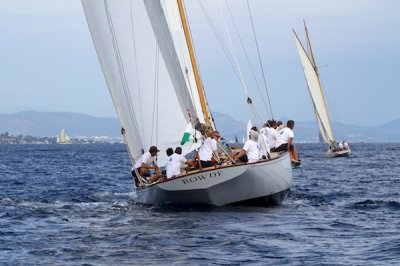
[{"left": 1, "top": 143, "right": 399, "bottom": 265}]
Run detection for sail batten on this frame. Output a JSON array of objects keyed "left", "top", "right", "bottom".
[{"left": 293, "top": 29, "right": 335, "bottom": 147}]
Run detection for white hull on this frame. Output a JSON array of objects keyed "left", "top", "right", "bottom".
[
  {"left": 325, "top": 148, "right": 351, "bottom": 158},
  {"left": 135, "top": 152, "right": 293, "bottom": 206}
]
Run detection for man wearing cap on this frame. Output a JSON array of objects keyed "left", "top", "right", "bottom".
[{"left": 132, "top": 146, "right": 161, "bottom": 183}]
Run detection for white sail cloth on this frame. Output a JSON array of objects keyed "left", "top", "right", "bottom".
[
  {"left": 294, "top": 32, "right": 335, "bottom": 147},
  {"left": 82, "top": 0, "right": 204, "bottom": 165}
]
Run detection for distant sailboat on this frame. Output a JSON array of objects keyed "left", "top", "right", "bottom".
[
  {"left": 293, "top": 20, "right": 351, "bottom": 157},
  {"left": 56, "top": 129, "right": 71, "bottom": 144}
]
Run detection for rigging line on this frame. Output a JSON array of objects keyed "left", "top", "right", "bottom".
[
  {"left": 104, "top": 0, "right": 143, "bottom": 153},
  {"left": 203, "top": 89, "right": 216, "bottom": 129},
  {"left": 198, "top": 0, "right": 259, "bottom": 126},
  {"left": 198, "top": 1, "right": 239, "bottom": 79},
  {"left": 246, "top": 0, "right": 274, "bottom": 119},
  {"left": 224, "top": 0, "right": 270, "bottom": 118},
  {"left": 181, "top": 1, "right": 209, "bottom": 122},
  {"left": 182, "top": 1, "right": 218, "bottom": 129},
  {"left": 151, "top": 44, "right": 160, "bottom": 146},
  {"left": 170, "top": 11, "right": 195, "bottom": 119},
  {"left": 165, "top": 1, "right": 198, "bottom": 122},
  {"left": 315, "top": 104, "right": 335, "bottom": 146},
  {"left": 163, "top": 2, "right": 186, "bottom": 62},
  {"left": 86, "top": 2, "right": 135, "bottom": 165},
  {"left": 216, "top": 142, "right": 235, "bottom": 163},
  {"left": 156, "top": 46, "right": 160, "bottom": 148},
  {"left": 130, "top": 0, "right": 145, "bottom": 144},
  {"left": 185, "top": 68, "right": 199, "bottom": 121},
  {"left": 198, "top": 0, "right": 261, "bottom": 125},
  {"left": 217, "top": 0, "right": 261, "bottom": 126},
  {"left": 322, "top": 66, "right": 339, "bottom": 124},
  {"left": 163, "top": 3, "right": 198, "bottom": 119},
  {"left": 218, "top": 0, "right": 250, "bottom": 97}
]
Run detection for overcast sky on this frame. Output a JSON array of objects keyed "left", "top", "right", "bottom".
[{"left": 0, "top": 0, "right": 399, "bottom": 126}]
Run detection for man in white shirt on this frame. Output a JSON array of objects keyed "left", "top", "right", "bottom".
[
  {"left": 131, "top": 146, "right": 161, "bottom": 183},
  {"left": 259, "top": 128, "right": 270, "bottom": 160},
  {"left": 266, "top": 120, "right": 280, "bottom": 149},
  {"left": 343, "top": 141, "right": 349, "bottom": 149},
  {"left": 198, "top": 131, "right": 220, "bottom": 168},
  {"left": 233, "top": 128, "right": 260, "bottom": 163},
  {"left": 276, "top": 121, "right": 285, "bottom": 132},
  {"left": 166, "top": 147, "right": 194, "bottom": 178},
  {"left": 338, "top": 142, "right": 344, "bottom": 150},
  {"left": 272, "top": 120, "right": 300, "bottom": 163},
  {"left": 259, "top": 121, "right": 270, "bottom": 136}
]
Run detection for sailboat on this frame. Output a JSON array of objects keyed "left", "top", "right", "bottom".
[
  {"left": 293, "top": 21, "right": 351, "bottom": 157},
  {"left": 82, "top": 0, "right": 293, "bottom": 206},
  {"left": 56, "top": 129, "right": 71, "bottom": 144}
]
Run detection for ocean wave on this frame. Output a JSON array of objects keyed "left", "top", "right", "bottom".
[
  {"left": 2, "top": 143, "right": 400, "bottom": 265},
  {"left": 288, "top": 191, "right": 336, "bottom": 206},
  {"left": 361, "top": 239, "right": 400, "bottom": 262},
  {"left": 350, "top": 199, "right": 400, "bottom": 210}
]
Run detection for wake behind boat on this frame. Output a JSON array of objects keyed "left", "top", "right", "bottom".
[
  {"left": 82, "top": 0, "right": 293, "bottom": 206},
  {"left": 293, "top": 21, "right": 351, "bottom": 157}
]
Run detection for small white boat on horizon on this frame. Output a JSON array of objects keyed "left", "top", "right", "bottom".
[{"left": 56, "top": 129, "right": 71, "bottom": 144}]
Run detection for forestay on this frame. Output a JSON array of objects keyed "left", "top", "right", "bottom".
[{"left": 82, "top": 0, "right": 206, "bottom": 165}]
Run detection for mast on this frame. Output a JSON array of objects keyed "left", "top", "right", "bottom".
[
  {"left": 302, "top": 20, "right": 335, "bottom": 147},
  {"left": 304, "top": 20, "right": 318, "bottom": 73},
  {"left": 177, "top": 0, "right": 212, "bottom": 126}
]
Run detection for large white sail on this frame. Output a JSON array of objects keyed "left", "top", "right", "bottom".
[
  {"left": 160, "top": 1, "right": 208, "bottom": 125},
  {"left": 293, "top": 31, "right": 336, "bottom": 147},
  {"left": 82, "top": 0, "right": 203, "bottom": 165}
]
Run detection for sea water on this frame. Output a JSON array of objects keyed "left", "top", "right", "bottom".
[{"left": 0, "top": 143, "right": 399, "bottom": 265}]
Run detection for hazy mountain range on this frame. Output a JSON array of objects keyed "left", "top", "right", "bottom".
[
  {"left": 0, "top": 111, "right": 399, "bottom": 142},
  {"left": 0, "top": 111, "right": 120, "bottom": 138}
]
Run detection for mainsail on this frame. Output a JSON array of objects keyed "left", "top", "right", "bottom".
[
  {"left": 82, "top": 0, "right": 211, "bottom": 165},
  {"left": 293, "top": 24, "right": 336, "bottom": 148}
]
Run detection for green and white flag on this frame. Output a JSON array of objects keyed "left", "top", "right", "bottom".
[{"left": 180, "top": 123, "right": 194, "bottom": 145}]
